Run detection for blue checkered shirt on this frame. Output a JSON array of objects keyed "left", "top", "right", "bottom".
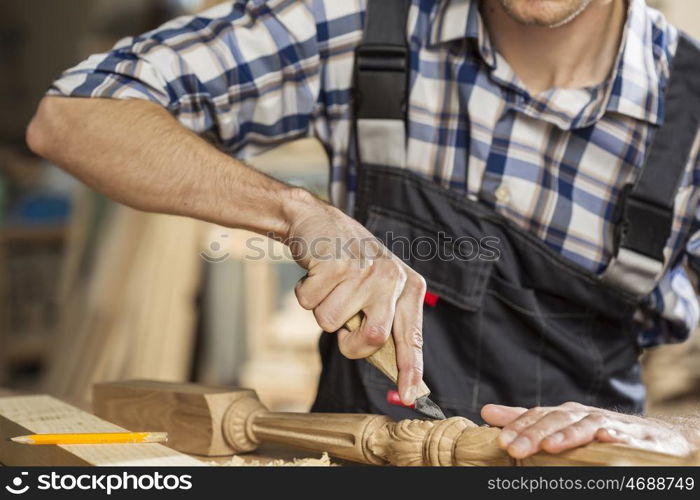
[{"left": 49, "top": 0, "right": 700, "bottom": 347}]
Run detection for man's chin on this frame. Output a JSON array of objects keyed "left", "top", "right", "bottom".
[{"left": 498, "top": 0, "right": 594, "bottom": 28}]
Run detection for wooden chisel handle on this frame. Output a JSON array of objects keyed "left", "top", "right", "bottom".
[{"left": 345, "top": 313, "right": 431, "bottom": 400}]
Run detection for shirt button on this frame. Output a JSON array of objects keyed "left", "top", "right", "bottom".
[{"left": 495, "top": 186, "right": 510, "bottom": 203}]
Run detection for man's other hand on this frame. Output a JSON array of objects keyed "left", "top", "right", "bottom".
[{"left": 481, "top": 402, "right": 695, "bottom": 458}]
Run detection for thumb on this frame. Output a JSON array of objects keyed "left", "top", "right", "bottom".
[{"left": 481, "top": 404, "right": 528, "bottom": 427}]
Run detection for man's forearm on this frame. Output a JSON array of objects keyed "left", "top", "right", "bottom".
[
  {"left": 26, "top": 96, "right": 429, "bottom": 401},
  {"left": 26, "top": 96, "right": 309, "bottom": 238}
]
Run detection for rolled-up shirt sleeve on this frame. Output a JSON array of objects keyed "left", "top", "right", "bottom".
[{"left": 48, "top": 0, "right": 324, "bottom": 157}]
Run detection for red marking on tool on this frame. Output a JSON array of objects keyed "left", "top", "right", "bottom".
[
  {"left": 386, "top": 390, "right": 415, "bottom": 409},
  {"left": 424, "top": 291, "right": 439, "bottom": 307}
]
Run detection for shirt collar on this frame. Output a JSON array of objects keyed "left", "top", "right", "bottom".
[
  {"left": 603, "top": 0, "right": 669, "bottom": 126},
  {"left": 428, "top": 0, "right": 497, "bottom": 68},
  {"left": 427, "top": 0, "right": 669, "bottom": 127}
]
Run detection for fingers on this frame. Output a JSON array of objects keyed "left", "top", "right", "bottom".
[
  {"left": 338, "top": 301, "right": 394, "bottom": 360},
  {"left": 485, "top": 402, "right": 691, "bottom": 459},
  {"left": 481, "top": 404, "right": 528, "bottom": 428},
  {"left": 485, "top": 402, "right": 595, "bottom": 459},
  {"left": 539, "top": 413, "right": 613, "bottom": 455},
  {"left": 496, "top": 406, "right": 551, "bottom": 456},
  {"left": 504, "top": 410, "right": 583, "bottom": 458},
  {"left": 294, "top": 233, "right": 428, "bottom": 403},
  {"left": 595, "top": 427, "right": 627, "bottom": 444},
  {"left": 314, "top": 255, "right": 406, "bottom": 335},
  {"left": 295, "top": 261, "right": 350, "bottom": 311},
  {"left": 592, "top": 428, "right": 651, "bottom": 452},
  {"left": 496, "top": 407, "right": 661, "bottom": 458},
  {"left": 392, "top": 273, "right": 426, "bottom": 405},
  {"left": 311, "top": 278, "right": 364, "bottom": 333},
  {"left": 497, "top": 406, "right": 550, "bottom": 445}
]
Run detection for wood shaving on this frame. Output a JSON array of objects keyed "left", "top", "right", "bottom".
[{"left": 209, "top": 452, "right": 334, "bottom": 467}]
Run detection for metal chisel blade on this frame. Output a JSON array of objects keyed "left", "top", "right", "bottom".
[{"left": 415, "top": 395, "right": 446, "bottom": 420}]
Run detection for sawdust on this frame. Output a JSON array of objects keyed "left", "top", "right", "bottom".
[{"left": 210, "top": 452, "right": 334, "bottom": 467}]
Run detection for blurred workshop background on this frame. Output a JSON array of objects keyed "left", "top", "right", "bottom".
[{"left": 0, "top": 0, "right": 698, "bottom": 415}]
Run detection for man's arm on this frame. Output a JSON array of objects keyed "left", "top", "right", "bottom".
[
  {"left": 27, "top": 97, "right": 296, "bottom": 237},
  {"left": 27, "top": 97, "right": 425, "bottom": 403},
  {"left": 26, "top": 1, "right": 424, "bottom": 405},
  {"left": 27, "top": 96, "right": 426, "bottom": 406}
]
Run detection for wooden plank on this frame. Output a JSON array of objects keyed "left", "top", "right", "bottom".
[
  {"left": 0, "top": 395, "right": 205, "bottom": 466},
  {"left": 42, "top": 207, "right": 145, "bottom": 403},
  {"left": 42, "top": 206, "right": 204, "bottom": 406}
]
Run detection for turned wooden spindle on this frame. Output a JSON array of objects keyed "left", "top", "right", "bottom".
[
  {"left": 93, "top": 379, "right": 391, "bottom": 463},
  {"left": 93, "top": 380, "right": 697, "bottom": 466},
  {"left": 367, "top": 419, "right": 693, "bottom": 466},
  {"left": 222, "top": 392, "right": 390, "bottom": 464}
]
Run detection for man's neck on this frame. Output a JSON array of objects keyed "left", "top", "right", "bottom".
[{"left": 480, "top": 0, "right": 627, "bottom": 96}]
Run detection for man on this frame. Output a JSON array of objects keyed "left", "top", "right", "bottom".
[{"left": 27, "top": 0, "right": 700, "bottom": 459}]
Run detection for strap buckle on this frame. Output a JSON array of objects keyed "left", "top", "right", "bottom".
[
  {"left": 354, "top": 44, "right": 408, "bottom": 121},
  {"left": 356, "top": 44, "right": 408, "bottom": 72},
  {"left": 603, "top": 185, "right": 673, "bottom": 296},
  {"left": 614, "top": 184, "right": 674, "bottom": 262}
]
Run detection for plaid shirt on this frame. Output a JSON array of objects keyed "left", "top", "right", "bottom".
[{"left": 50, "top": 0, "right": 700, "bottom": 347}]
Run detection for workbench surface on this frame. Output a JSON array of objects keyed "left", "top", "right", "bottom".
[{"left": 0, "top": 388, "right": 341, "bottom": 467}]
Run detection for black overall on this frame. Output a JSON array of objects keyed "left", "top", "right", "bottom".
[{"left": 312, "top": 0, "right": 700, "bottom": 423}]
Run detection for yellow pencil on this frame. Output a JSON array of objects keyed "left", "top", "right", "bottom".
[{"left": 10, "top": 432, "right": 168, "bottom": 445}]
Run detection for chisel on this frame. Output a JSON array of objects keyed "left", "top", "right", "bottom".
[{"left": 344, "top": 313, "right": 446, "bottom": 420}]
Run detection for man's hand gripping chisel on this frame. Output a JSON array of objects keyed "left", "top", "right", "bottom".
[{"left": 344, "top": 313, "right": 446, "bottom": 420}]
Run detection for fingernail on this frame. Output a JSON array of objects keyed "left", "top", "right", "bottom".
[
  {"left": 402, "top": 386, "right": 417, "bottom": 406},
  {"left": 605, "top": 428, "right": 619, "bottom": 438},
  {"left": 509, "top": 436, "right": 532, "bottom": 456},
  {"left": 499, "top": 430, "right": 518, "bottom": 447},
  {"left": 547, "top": 432, "right": 564, "bottom": 444}
]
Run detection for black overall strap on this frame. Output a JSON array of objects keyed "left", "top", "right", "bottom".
[
  {"left": 354, "top": 0, "right": 411, "bottom": 168},
  {"left": 603, "top": 34, "right": 700, "bottom": 296}
]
